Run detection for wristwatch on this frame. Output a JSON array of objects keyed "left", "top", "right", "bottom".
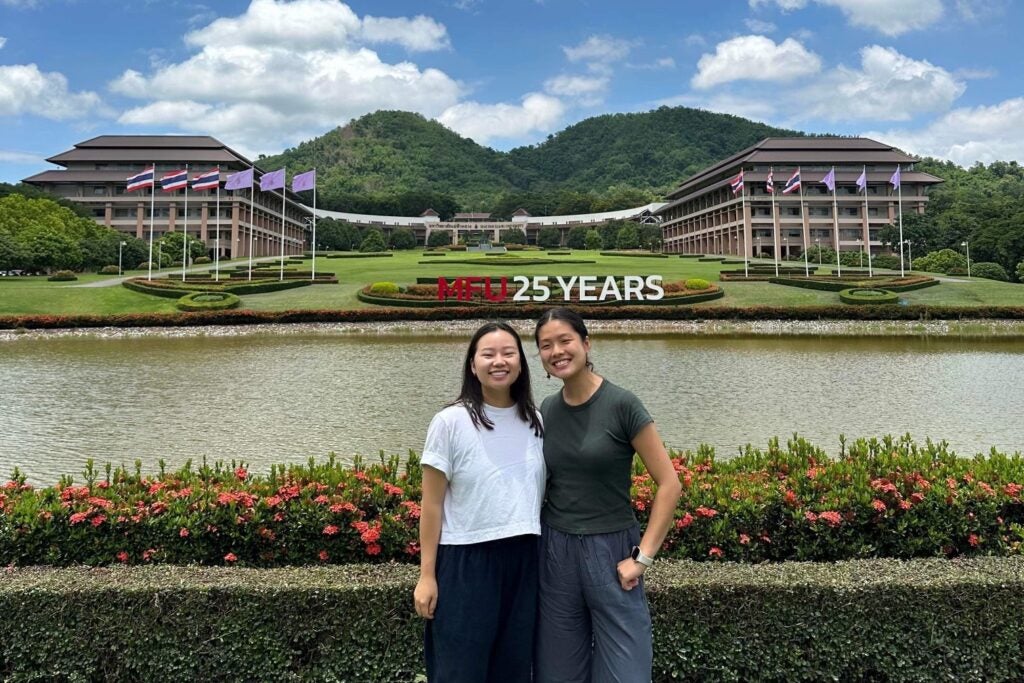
[{"left": 630, "top": 545, "right": 654, "bottom": 568}]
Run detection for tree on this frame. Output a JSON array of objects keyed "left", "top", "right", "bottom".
[
  {"left": 537, "top": 227, "right": 561, "bottom": 248},
  {"left": 1016, "top": 260, "right": 1024, "bottom": 283},
  {"left": 584, "top": 229, "right": 603, "bottom": 251},
  {"left": 23, "top": 225, "right": 83, "bottom": 272},
  {"left": 159, "top": 231, "right": 207, "bottom": 263},
  {"left": 615, "top": 224, "right": 640, "bottom": 250},
  {"left": 360, "top": 228, "right": 387, "bottom": 252},
  {"left": 0, "top": 231, "right": 27, "bottom": 271},
  {"left": 914, "top": 248, "right": 968, "bottom": 274},
  {"left": 427, "top": 230, "right": 453, "bottom": 248},
  {"left": 566, "top": 226, "right": 587, "bottom": 249},
  {"left": 638, "top": 223, "right": 662, "bottom": 251},
  {"left": 501, "top": 227, "right": 527, "bottom": 244},
  {"left": 388, "top": 228, "right": 416, "bottom": 250},
  {"left": 599, "top": 219, "right": 629, "bottom": 249}
]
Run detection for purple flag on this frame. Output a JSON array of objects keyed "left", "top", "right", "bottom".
[
  {"left": 890, "top": 166, "right": 901, "bottom": 189},
  {"left": 856, "top": 166, "right": 867, "bottom": 192},
  {"left": 225, "top": 168, "right": 253, "bottom": 190},
  {"left": 260, "top": 168, "right": 285, "bottom": 191},
  {"left": 820, "top": 167, "right": 835, "bottom": 192},
  {"left": 292, "top": 169, "right": 316, "bottom": 193}
]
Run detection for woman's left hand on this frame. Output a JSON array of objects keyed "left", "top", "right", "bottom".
[{"left": 616, "top": 557, "right": 645, "bottom": 591}]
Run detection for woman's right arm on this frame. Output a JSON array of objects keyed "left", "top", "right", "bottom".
[{"left": 414, "top": 465, "right": 447, "bottom": 619}]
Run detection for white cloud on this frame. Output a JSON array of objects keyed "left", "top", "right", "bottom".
[
  {"left": 744, "top": 18, "right": 777, "bottom": 32},
  {"left": 864, "top": 98, "right": 1024, "bottom": 166},
  {"left": 110, "top": 0, "right": 463, "bottom": 154},
  {"left": 628, "top": 57, "right": 676, "bottom": 71},
  {"left": 563, "top": 35, "right": 631, "bottom": 64},
  {"left": 438, "top": 93, "right": 565, "bottom": 145},
  {"left": 0, "top": 63, "right": 105, "bottom": 120},
  {"left": 0, "top": 37, "right": 6, "bottom": 49},
  {"left": 0, "top": 0, "right": 39, "bottom": 7},
  {"left": 750, "top": 0, "right": 943, "bottom": 36},
  {"left": 955, "top": 67, "right": 997, "bottom": 80},
  {"left": 543, "top": 74, "right": 608, "bottom": 105},
  {"left": 0, "top": 149, "right": 42, "bottom": 164},
  {"left": 955, "top": 0, "right": 1009, "bottom": 21},
  {"left": 684, "top": 34, "right": 706, "bottom": 48},
  {"left": 802, "top": 45, "right": 964, "bottom": 121},
  {"left": 692, "top": 36, "right": 821, "bottom": 89}
]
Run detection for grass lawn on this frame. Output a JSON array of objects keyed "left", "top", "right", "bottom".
[{"left": 1, "top": 251, "right": 1021, "bottom": 315}]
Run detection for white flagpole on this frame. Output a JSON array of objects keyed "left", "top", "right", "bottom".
[
  {"left": 799, "top": 167, "right": 808, "bottom": 277},
  {"left": 311, "top": 169, "right": 317, "bottom": 281},
  {"left": 831, "top": 167, "right": 841, "bottom": 277},
  {"left": 148, "top": 164, "right": 155, "bottom": 281},
  {"left": 248, "top": 165, "right": 255, "bottom": 282},
  {"left": 740, "top": 171, "right": 748, "bottom": 278},
  {"left": 896, "top": 165, "right": 905, "bottom": 277},
  {"left": 771, "top": 166, "right": 779, "bottom": 278},
  {"left": 214, "top": 169, "right": 221, "bottom": 282},
  {"left": 279, "top": 167, "right": 286, "bottom": 282},
  {"left": 862, "top": 166, "right": 872, "bottom": 277},
  {"left": 182, "top": 165, "right": 189, "bottom": 282}
]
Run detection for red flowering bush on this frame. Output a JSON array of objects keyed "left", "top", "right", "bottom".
[{"left": 2, "top": 435, "right": 1024, "bottom": 566}]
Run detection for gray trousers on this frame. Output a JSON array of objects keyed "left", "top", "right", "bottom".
[{"left": 535, "top": 523, "right": 653, "bottom": 683}]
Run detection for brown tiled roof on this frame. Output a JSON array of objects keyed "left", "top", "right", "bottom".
[
  {"left": 45, "top": 135, "right": 251, "bottom": 167},
  {"left": 512, "top": 208, "right": 531, "bottom": 216}
]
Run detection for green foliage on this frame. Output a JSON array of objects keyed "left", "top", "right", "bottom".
[
  {"left": 1017, "top": 260, "right": 1024, "bottom": 282},
  {"left": 970, "top": 261, "right": 1009, "bottom": 281},
  {"left": 359, "top": 228, "right": 387, "bottom": 253},
  {"left": 870, "top": 253, "right": 901, "bottom": 270},
  {"left": 839, "top": 287, "right": 899, "bottom": 304},
  {"left": 316, "top": 218, "right": 362, "bottom": 251},
  {"left": 368, "top": 281, "right": 400, "bottom": 295},
  {"left": 537, "top": 227, "right": 560, "bottom": 248},
  {"left": 193, "top": 256, "right": 212, "bottom": 265},
  {"left": 159, "top": 231, "right": 206, "bottom": 262},
  {"left": 914, "top": 248, "right": 968, "bottom": 274},
  {"left": 566, "top": 225, "right": 588, "bottom": 249},
  {"left": 501, "top": 227, "right": 527, "bottom": 245},
  {"left": 616, "top": 224, "right": 640, "bottom": 249},
  {"left": 426, "top": 230, "right": 452, "bottom": 248},
  {"left": 99, "top": 265, "right": 121, "bottom": 274},
  {"left": 46, "top": 270, "right": 77, "bottom": 282},
  {"left": 175, "top": 291, "right": 241, "bottom": 312},
  {"left": 584, "top": 229, "right": 603, "bottom": 250},
  {"left": 388, "top": 228, "right": 416, "bottom": 250},
  {"left": 684, "top": 278, "right": 711, "bottom": 290}
]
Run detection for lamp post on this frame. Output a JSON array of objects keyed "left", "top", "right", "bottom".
[
  {"left": 961, "top": 240, "right": 971, "bottom": 277},
  {"left": 118, "top": 240, "right": 126, "bottom": 275},
  {"left": 900, "top": 239, "right": 912, "bottom": 270},
  {"left": 815, "top": 236, "right": 821, "bottom": 265},
  {"left": 857, "top": 237, "right": 863, "bottom": 268},
  {"left": 756, "top": 235, "right": 761, "bottom": 258},
  {"left": 157, "top": 241, "right": 162, "bottom": 273}
]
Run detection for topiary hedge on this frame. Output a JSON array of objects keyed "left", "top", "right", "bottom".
[
  {"left": 46, "top": 270, "right": 77, "bottom": 281},
  {"left": 600, "top": 251, "right": 669, "bottom": 258},
  {"left": 3, "top": 559, "right": 1024, "bottom": 682},
  {"left": 175, "top": 291, "right": 241, "bottom": 312},
  {"left": 99, "top": 265, "right": 121, "bottom": 275},
  {"left": 839, "top": 288, "right": 900, "bottom": 305},
  {"left": 368, "top": 282, "right": 400, "bottom": 296},
  {"left": 325, "top": 252, "right": 393, "bottom": 259}
]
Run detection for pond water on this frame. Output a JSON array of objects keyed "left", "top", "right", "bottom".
[{"left": 1, "top": 328, "right": 1021, "bottom": 482}]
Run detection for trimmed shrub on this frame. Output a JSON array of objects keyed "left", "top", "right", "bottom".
[
  {"left": 388, "top": 228, "right": 417, "bottom": 251},
  {"left": 421, "top": 252, "right": 446, "bottom": 257},
  {"left": 839, "top": 287, "right": 900, "bottom": 305},
  {"left": 193, "top": 256, "right": 212, "bottom": 264},
  {"left": 359, "top": 228, "right": 387, "bottom": 253},
  {"left": 1016, "top": 260, "right": 1024, "bottom": 282},
  {"left": 99, "top": 265, "right": 121, "bottom": 275},
  {"left": 684, "top": 278, "right": 711, "bottom": 291},
  {"left": 600, "top": 251, "right": 669, "bottom": 258},
  {"left": 47, "top": 270, "right": 77, "bottom": 281},
  {"left": 325, "top": 252, "right": 392, "bottom": 259},
  {"left": 971, "top": 262, "right": 1009, "bottom": 281},
  {"left": 426, "top": 230, "right": 452, "bottom": 248},
  {"left": 368, "top": 281, "right": 400, "bottom": 296},
  {"left": 914, "top": 248, "right": 968, "bottom": 274},
  {"left": 175, "top": 291, "right": 241, "bottom": 312},
  {"left": 870, "top": 253, "right": 901, "bottom": 270}
]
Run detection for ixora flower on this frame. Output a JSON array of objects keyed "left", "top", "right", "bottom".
[{"left": 224, "top": 553, "right": 238, "bottom": 563}]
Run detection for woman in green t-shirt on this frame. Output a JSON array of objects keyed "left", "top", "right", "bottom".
[{"left": 533, "top": 307, "right": 682, "bottom": 683}]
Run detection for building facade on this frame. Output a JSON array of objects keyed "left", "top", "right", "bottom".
[
  {"left": 23, "top": 136, "right": 312, "bottom": 259},
  {"left": 656, "top": 138, "right": 943, "bottom": 258}
]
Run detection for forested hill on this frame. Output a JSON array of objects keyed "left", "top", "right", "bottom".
[
  {"left": 507, "top": 106, "right": 803, "bottom": 191},
  {"left": 258, "top": 107, "right": 802, "bottom": 217}
]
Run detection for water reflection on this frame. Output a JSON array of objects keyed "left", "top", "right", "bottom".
[{"left": 1, "top": 332, "right": 1021, "bottom": 482}]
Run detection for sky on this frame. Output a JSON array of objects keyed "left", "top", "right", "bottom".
[{"left": 1, "top": 0, "right": 1022, "bottom": 184}]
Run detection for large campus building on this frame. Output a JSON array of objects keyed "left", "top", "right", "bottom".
[
  {"left": 23, "top": 136, "right": 311, "bottom": 259},
  {"left": 655, "top": 138, "right": 943, "bottom": 258}
]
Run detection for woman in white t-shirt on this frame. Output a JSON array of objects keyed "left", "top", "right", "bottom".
[{"left": 414, "top": 321, "right": 545, "bottom": 683}]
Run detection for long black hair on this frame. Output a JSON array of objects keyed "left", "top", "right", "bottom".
[
  {"left": 534, "top": 307, "right": 595, "bottom": 372},
  {"left": 451, "top": 321, "right": 543, "bottom": 437}
]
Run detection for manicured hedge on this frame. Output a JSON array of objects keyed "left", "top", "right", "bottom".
[
  {"left": 601, "top": 251, "right": 669, "bottom": 258},
  {"left": 3, "top": 559, "right": 1024, "bottom": 681},
  {"left": 325, "top": 252, "right": 393, "bottom": 258},
  {"left": 175, "top": 291, "right": 241, "bottom": 312},
  {"left": 122, "top": 278, "right": 314, "bottom": 299},
  {"left": 769, "top": 275, "right": 938, "bottom": 293},
  {"left": 418, "top": 258, "right": 596, "bottom": 266},
  {"left": 839, "top": 288, "right": 900, "bottom": 305}
]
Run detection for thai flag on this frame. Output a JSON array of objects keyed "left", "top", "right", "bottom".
[
  {"left": 126, "top": 168, "right": 154, "bottom": 192},
  {"left": 766, "top": 168, "right": 774, "bottom": 194},
  {"left": 730, "top": 169, "right": 744, "bottom": 196},
  {"left": 161, "top": 169, "right": 188, "bottom": 192},
  {"left": 781, "top": 168, "right": 801, "bottom": 195},
  {"left": 192, "top": 168, "right": 220, "bottom": 192}
]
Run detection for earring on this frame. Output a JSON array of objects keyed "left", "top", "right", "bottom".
[{"left": 546, "top": 372, "right": 550, "bottom": 379}]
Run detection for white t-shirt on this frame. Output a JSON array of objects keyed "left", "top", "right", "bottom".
[{"left": 421, "top": 403, "right": 545, "bottom": 545}]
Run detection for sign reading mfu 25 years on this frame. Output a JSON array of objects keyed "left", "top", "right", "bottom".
[{"left": 437, "top": 276, "right": 665, "bottom": 302}]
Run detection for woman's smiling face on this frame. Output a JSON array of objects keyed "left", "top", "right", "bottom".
[
  {"left": 471, "top": 329, "right": 522, "bottom": 397},
  {"left": 536, "top": 319, "right": 590, "bottom": 380}
]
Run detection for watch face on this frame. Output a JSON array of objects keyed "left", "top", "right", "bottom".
[{"left": 631, "top": 546, "right": 640, "bottom": 560}]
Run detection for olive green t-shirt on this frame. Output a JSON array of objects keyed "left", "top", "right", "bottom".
[{"left": 540, "top": 379, "right": 653, "bottom": 534}]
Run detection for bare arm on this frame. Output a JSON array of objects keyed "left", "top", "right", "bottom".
[
  {"left": 414, "top": 465, "right": 448, "bottom": 618},
  {"left": 617, "top": 422, "right": 682, "bottom": 590}
]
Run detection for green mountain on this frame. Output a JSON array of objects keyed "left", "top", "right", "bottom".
[{"left": 258, "top": 107, "right": 804, "bottom": 217}]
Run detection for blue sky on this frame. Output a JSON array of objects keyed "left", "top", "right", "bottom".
[{"left": 1, "top": 0, "right": 1021, "bottom": 183}]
